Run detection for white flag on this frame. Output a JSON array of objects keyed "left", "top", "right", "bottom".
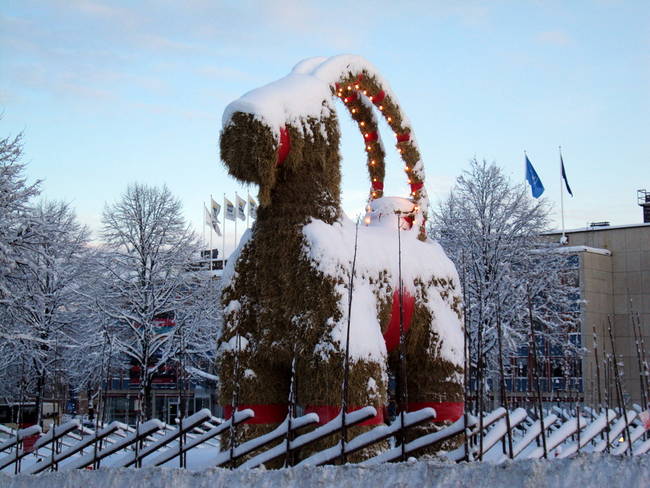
[
  {"left": 210, "top": 198, "right": 222, "bottom": 236},
  {"left": 225, "top": 197, "right": 236, "bottom": 221},
  {"left": 203, "top": 200, "right": 221, "bottom": 236},
  {"left": 211, "top": 197, "right": 221, "bottom": 219},
  {"left": 236, "top": 194, "right": 246, "bottom": 221},
  {"left": 248, "top": 194, "right": 258, "bottom": 219},
  {"left": 211, "top": 216, "right": 221, "bottom": 236},
  {"left": 204, "top": 204, "right": 212, "bottom": 227}
]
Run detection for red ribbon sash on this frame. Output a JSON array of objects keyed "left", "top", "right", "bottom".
[
  {"left": 276, "top": 127, "right": 291, "bottom": 166},
  {"left": 382, "top": 290, "right": 415, "bottom": 352}
]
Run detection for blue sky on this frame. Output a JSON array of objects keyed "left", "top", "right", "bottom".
[{"left": 1, "top": 1, "right": 649, "bottom": 255}]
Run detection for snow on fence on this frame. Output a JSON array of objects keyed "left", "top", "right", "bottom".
[
  {"left": 0, "top": 426, "right": 41, "bottom": 455},
  {"left": 62, "top": 419, "right": 165, "bottom": 471},
  {"left": 0, "top": 421, "right": 78, "bottom": 472},
  {"left": 1, "top": 405, "right": 649, "bottom": 476},
  {"left": 26, "top": 421, "right": 125, "bottom": 475},
  {"left": 148, "top": 409, "right": 254, "bottom": 468},
  {"left": 296, "top": 407, "right": 437, "bottom": 467},
  {"left": 238, "top": 407, "right": 376, "bottom": 469}
]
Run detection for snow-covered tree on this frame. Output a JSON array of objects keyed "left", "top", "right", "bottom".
[
  {"left": 63, "top": 283, "right": 126, "bottom": 421},
  {"left": 173, "top": 273, "right": 222, "bottom": 371},
  {"left": 430, "top": 159, "right": 580, "bottom": 393},
  {"left": 0, "top": 129, "right": 40, "bottom": 307},
  {"left": 0, "top": 201, "right": 93, "bottom": 424},
  {"left": 96, "top": 183, "right": 218, "bottom": 420}
]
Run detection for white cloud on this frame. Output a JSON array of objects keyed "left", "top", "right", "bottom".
[{"left": 537, "top": 30, "right": 573, "bottom": 46}]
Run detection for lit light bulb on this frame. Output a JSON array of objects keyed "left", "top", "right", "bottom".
[
  {"left": 364, "top": 216, "right": 371, "bottom": 225},
  {"left": 379, "top": 105, "right": 384, "bottom": 110},
  {"left": 360, "top": 121, "right": 365, "bottom": 127},
  {"left": 348, "top": 85, "right": 353, "bottom": 90},
  {"left": 355, "top": 84, "right": 360, "bottom": 89},
  {"left": 367, "top": 145, "right": 372, "bottom": 151},
  {"left": 363, "top": 90, "right": 368, "bottom": 95},
  {"left": 387, "top": 117, "right": 392, "bottom": 122},
  {"left": 352, "top": 108, "right": 357, "bottom": 113}
]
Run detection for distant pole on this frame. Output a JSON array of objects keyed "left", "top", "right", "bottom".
[
  {"left": 396, "top": 211, "right": 408, "bottom": 462},
  {"left": 209, "top": 195, "right": 214, "bottom": 268},
  {"left": 496, "top": 304, "right": 513, "bottom": 458},
  {"left": 635, "top": 312, "right": 650, "bottom": 443},
  {"left": 341, "top": 216, "right": 360, "bottom": 464},
  {"left": 222, "top": 194, "right": 227, "bottom": 265},
  {"left": 229, "top": 329, "right": 242, "bottom": 467},
  {"left": 592, "top": 325, "right": 606, "bottom": 442},
  {"left": 527, "top": 286, "right": 547, "bottom": 459},
  {"left": 559, "top": 146, "right": 566, "bottom": 244},
  {"left": 576, "top": 401, "right": 581, "bottom": 453},
  {"left": 607, "top": 316, "right": 633, "bottom": 455},
  {"left": 592, "top": 326, "right": 603, "bottom": 408},
  {"left": 636, "top": 312, "right": 650, "bottom": 411},
  {"left": 476, "top": 300, "right": 485, "bottom": 460},
  {"left": 202, "top": 201, "right": 206, "bottom": 247},
  {"left": 602, "top": 323, "right": 611, "bottom": 452},
  {"left": 285, "top": 353, "right": 297, "bottom": 467},
  {"left": 461, "top": 250, "right": 470, "bottom": 461},
  {"left": 246, "top": 193, "right": 250, "bottom": 230},
  {"left": 234, "top": 194, "right": 238, "bottom": 254},
  {"left": 626, "top": 293, "right": 648, "bottom": 412},
  {"left": 630, "top": 302, "right": 648, "bottom": 411}
]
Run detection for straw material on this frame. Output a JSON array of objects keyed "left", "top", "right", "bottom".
[{"left": 217, "top": 62, "right": 464, "bottom": 463}]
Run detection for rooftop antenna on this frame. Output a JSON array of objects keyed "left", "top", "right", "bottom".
[{"left": 638, "top": 189, "right": 650, "bottom": 223}]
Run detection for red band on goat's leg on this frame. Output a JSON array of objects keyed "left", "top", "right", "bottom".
[
  {"left": 406, "top": 402, "right": 464, "bottom": 422},
  {"left": 223, "top": 404, "right": 288, "bottom": 424},
  {"left": 304, "top": 405, "right": 385, "bottom": 426}
]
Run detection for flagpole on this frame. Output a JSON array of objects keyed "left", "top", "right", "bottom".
[
  {"left": 558, "top": 146, "right": 566, "bottom": 244},
  {"left": 202, "top": 201, "right": 206, "bottom": 248},
  {"left": 223, "top": 193, "right": 227, "bottom": 266},
  {"left": 234, "top": 193, "right": 238, "bottom": 254},
  {"left": 209, "top": 195, "right": 214, "bottom": 269}
]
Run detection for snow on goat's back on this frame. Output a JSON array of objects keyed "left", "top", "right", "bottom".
[{"left": 302, "top": 213, "right": 463, "bottom": 366}]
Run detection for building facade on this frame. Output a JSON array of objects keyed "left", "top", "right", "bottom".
[{"left": 546, "top": 222, "right": 650, "bottom": 408}]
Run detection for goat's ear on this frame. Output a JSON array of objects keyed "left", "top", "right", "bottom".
[{"left": 220, "top": 112, "right": 277, "bottom": 206}]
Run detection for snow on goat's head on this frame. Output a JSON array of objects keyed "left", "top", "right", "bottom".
[{"left": 220, "top": 69, "right": 338, "bottom": 207}]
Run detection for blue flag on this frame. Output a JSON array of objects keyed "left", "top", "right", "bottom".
[
  {"left": 561, "top": 154, "right": 573, "bottom": 196},
  {"left": 525, "top": 154, "right": 545, "bottom": 198}
]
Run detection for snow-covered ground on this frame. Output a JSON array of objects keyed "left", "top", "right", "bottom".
[{"left": 2, "top": 454, "right": 648, "bottom": 488}]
